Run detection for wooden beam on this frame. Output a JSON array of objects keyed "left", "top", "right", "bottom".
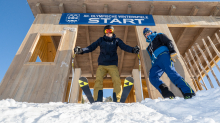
[
  {"left": 85, "top": 26, "right": 94, "bottom": 77},
  {"left": 176, "top": 6, "right": 199, "bottom": 47},
  {"left": 188, "top": 49, "right": 208, "bottom": 90},
  {"left": 208, "top": 35, "right": 220, "bottom": 60},
  {"left": 169, "top": 5, "right": 176, "bottom": 15},
  {"left": 176, "top": 28, "right": 187, "bottom": 45},
  {"left": 69, "top": 68, "right": 81, "bottom": 103},
  {"left": 74, "top": 56, "right": 79, "bottom": 68},
  {"left": 82, "top": 4, "right": 94, "bottom": 77},
  {"left": 210, "top": 6, "right": 220, "bottom": 16},
  {"left": 82, "top": 3, "right": 86, "bottom": 13},
  {"left": 36, "top": 3, "right": 43, "bottom": 14},
  {"left": 132, "top": 69, "right": 143, "bottom": 102},
  {"left": 149, "top": 4, "right": 154, "bottom": 15},
  {"left": 189, "top": 6, "right": 199, "bottom": 16},
  {"left": 152, "top": 16, "right": 220, "bottom": 28},
  {"left": 119, "top": 4, "right": 131, "bottom": 76},
  {"left": 180, "top": 55, "right": 199, "bottom": 91},
  {"left": 185, "top": 53, "right": 203, "bottom": 90},
  {"left": 195, "top": 43, "right": 220, "bottom": 87},
  {"left": 192, "top": 46, "right": 214, "bottom": 88},
  {"left": 104, "top": 4, "right": 108, "bottom": 13},
  {"left": 183, "top": 28, "right": 204, "bottom": 57},
  {"left": 59, "top": 3, "right": 65, "bottom": 13},
  {"left": 202, "top": 39, "right": 220, "bottom": 73}
]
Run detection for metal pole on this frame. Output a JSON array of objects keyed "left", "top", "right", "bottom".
[
  {"left": 138, "top": 53, "right": 144, "bottom": 101},
  {"left": 68, "top": 53, "right": 76, "bottom": 103}
]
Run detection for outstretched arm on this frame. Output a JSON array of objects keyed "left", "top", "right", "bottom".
[
  {"left": 117, "top": 38, "right": 133, "bottom": 53},
  {"left": 82, "top": 38, "right": 101, "bottom": 53}
]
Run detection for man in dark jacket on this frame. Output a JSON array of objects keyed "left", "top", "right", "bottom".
[
  {"left": 74, "top": 25, "right": 140, "bottom": 102},
  {"left": 143, "top": 27, "right": 195, "bottom": 99}
]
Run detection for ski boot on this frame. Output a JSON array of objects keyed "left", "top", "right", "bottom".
[{"left": 159, "top": 83, "right": 175, "bottom": 99}]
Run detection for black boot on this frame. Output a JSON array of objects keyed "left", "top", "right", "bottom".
[
  {"left": 159, "top": 83, "right": 175, "bottom": 99},
  {"left": 178, "top": 88, "right": 196, "bottom": 99},
  {"left": 113, "top": 92, "right": 117, "bottom": 102},
  {"left": 95, "top": 90, "right": 103, "bottom": 102},
  {"left": 183, "top": 93, "right": 196, "bottom": 99}
]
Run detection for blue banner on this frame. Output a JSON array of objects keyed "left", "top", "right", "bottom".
[{"left": 59, "top": 13, "right": 155, "bottom": 26}]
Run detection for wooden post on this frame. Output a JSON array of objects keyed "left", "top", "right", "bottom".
[
  {"left": 207, "top": 36, "right": 220, "bottom": 59},
  {"left": 69, "top": 68, "right": 81, "bottom": 103},
  {"left": 185, "top": 53, "right": 204, "bottom": 90},
  {"left": 202, "top": 39, "right": 220, "bottom": 73},
  {"left": 188, "top": 49, "right": 208, "bottom": 90},
  {"left": 192, "top": 46, "right": 214, "bottom": 88},
  {"left": 180, "top": 55, "right": 199, "bottom": 91},
  {"left": 132, "top": 69, "right": 142, "bottom": 102},
  {"left": 195, "top": 43, "right": 220, "bottom": 87}
]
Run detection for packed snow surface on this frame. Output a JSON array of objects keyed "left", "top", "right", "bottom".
[{"left": 1, "top": 88, "right": 220, "bottom": 123}]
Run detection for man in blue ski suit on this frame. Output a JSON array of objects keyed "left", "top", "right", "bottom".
[
  {"left": 74, "top": 25, "right": 140, "bottom": 102},
  {"left": 143, "top": 28, "right": 195, "bottom": 99}
]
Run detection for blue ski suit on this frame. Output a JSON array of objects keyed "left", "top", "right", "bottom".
[{"left": 146, "top": 32, "right": 194, "bottom": 95}]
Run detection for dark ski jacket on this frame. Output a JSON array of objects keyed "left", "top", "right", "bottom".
[
  {"left": 82, "top": 34, "right": 133, "bottom": 66},
  {"left": 146, "top": 32, "right": 176, "bottom": 64}
]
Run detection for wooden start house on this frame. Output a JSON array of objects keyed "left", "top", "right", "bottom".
[{"left": 1, "top": 0, "right": 220, "bottom": 103}]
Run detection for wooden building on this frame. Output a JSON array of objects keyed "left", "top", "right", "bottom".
[{"left": 0, "top": 0, "right": 220, "bottom": 103}]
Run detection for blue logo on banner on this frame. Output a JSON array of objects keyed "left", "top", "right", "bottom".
[{"left": 59, "top": 13, "right": 155, "bottom": 26}]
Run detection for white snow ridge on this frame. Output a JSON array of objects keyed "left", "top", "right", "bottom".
[{"left": 1, "top": 87, "right": 220, "bottom": 123}]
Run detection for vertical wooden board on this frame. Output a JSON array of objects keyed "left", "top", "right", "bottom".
[
  {"left": 69, "top": 68, "right": 81, "bottom": 103},
  {"left": 34, "top": 66, "right": 52, "bottom": 103},
  {"left": 20, "top": 65, "right": 39, "bottom": 102},
  {"left": 57, "top": 27, "right": 78, "bottom": 102},
  {"left": 5, "top": 65, "right": 31, "bottom": 99},
  {"left": 132, "top": 69, "right": 142, "bottom": 102},
  {"left": 40, "top": 65, "right": 56, "bottom": 103},
  {"left": 13, "top": 65, "right": 35, "bottom": 101},
  {"left": 56, "top": 53, "right": 72, "bottom": 102},
  {"left": 78, "top": 88, "right": 83, "bottom": 103},
  {"left": 0, "top": 65, "right": 29, "bottom": 99},
  {"left": 21, "top": 66, "right": 40, "bottom": 102},
  {"left": 28, "top": 65, "right": 47, "bottom": 102},
  {"left": 48, "top": 39, "right": 70, "bottom": 101}
]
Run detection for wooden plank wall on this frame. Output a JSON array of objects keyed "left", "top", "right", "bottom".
[{"left": 0, "top": 14, "right": 78, "bottom": 103}]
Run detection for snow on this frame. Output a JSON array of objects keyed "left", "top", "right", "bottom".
[{"left": 1, "top": 88, "right": 220, "bottom": 123}]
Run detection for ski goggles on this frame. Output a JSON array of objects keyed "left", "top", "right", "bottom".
[
  {"left": 104, "top": 29, "right": 114, "bottom": 34},
  {"left": 144, "top": 30, "right": 151, "bottom": 35}
]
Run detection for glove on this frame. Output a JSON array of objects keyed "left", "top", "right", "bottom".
[
  {"left": 132, "top": 45, "right": 140, "bottom": 54},
  {"left": 170, "top": 53, "right": 179, "bottom": 62},
  {"left": 74, "top": 46, "right": 83, "bottom": 54}
]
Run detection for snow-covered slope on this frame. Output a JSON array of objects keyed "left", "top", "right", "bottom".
[{"left": 1, "top": 88, "right": 220, "bottom": 123}]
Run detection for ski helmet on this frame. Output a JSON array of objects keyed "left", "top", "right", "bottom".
[
  {"left": 143, "top": 28, "right": 152, "bottom": 35},
  {"left": 104, "top": 25, "right": 114, "bottom": 34}
]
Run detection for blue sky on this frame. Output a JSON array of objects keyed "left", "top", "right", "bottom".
[{"left": 1, "top": 0, "right": 220, "bottom": 100}]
